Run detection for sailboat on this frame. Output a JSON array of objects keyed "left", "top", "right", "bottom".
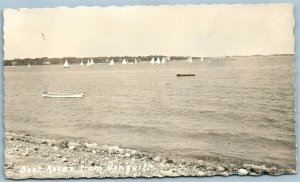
[
  {"left": 90, "top": 58, "right": 95, "bottom": 65},
  {"left": 187, "top": 57, "right": 193, "bottom": 63},
  {"left": 27, "top": 62, "right": 31, "bottom": 69},
  {"left": 156, "top": 57, "right": 161, "bottom": 64},
  {"left": 201, "top": 57, "right": 204, "bottom": 62},
  {"left": 64, "top": 59, "right": 70, "bottom": 68},
  {"left": 87, "top": 60, "right": 91, "bottom": 67},
  {"left": 122, "top": 59, "right": 127, "bottom": 64},
  {"left": 150, "top": 58, "right": 155, "bottom": 64},
  {"left": 161, "top": 57, "right": 166, "bottom": 64},
  {"left": 80, "top": 61, "right": 84, "bottom": 66},
  {"left": 135, "top": 59, "right": 137, "bottom": 64},
  {"left": 109, "top": 59, "right": 114, "bottom": 65}
]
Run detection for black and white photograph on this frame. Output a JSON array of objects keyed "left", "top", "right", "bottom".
[{"left": 3, "top": 4, "right": 296, "bottom": 179}]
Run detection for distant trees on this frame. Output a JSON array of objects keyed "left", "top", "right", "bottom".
[
  {"left": 4, "top": 55, "right": 190, "bottom": 65},
  {"left": 5, "top": 54, "right": 291, "bottom": 66}
]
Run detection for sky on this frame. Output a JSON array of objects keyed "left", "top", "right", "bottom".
[{"left": 3, "top": 4, "right": 295, "bottom": 60}]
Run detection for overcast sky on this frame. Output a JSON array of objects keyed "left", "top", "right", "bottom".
[{"left": 4, "top": 4, "right": 294, "bottom": 59}]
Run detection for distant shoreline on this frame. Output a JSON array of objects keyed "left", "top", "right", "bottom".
[{"left": 3, "top": 54, "right": 294, "bottom": 66}]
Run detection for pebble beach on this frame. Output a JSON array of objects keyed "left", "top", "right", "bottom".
[{"left": 4, "top": 132, "right": 296, "bottom": 179}]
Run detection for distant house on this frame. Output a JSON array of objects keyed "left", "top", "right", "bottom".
[{"left": 43, "top": 61, "right": 51, "bottom": 65}]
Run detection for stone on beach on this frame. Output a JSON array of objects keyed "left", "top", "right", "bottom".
[
  {"left": 217, "top": 166, "right": 225, "bottom": 172},
  {"left": 59, "top": 141, "right": 69, "bottom": 148},
  {"left": 124, "top": 153, "right": 131, "bottom": 158},
  {"left": 72, "top": 159, "right": 80, "bottom": 164},
  {"left": 198, "top": 160, "right": 204, "bottom": 166},
  {"left": 198, "top": 171, "right": 205, "bottom": 176},
  {"left": 6, "top": 135, "right": 14, "bottom": 141},
  {"left": 206, "top": 166, "right": 215, "bottom": 171},
  {"left": 68, "top": 146, "right": 76, "bottom": 150},
  {"left": 40, "top": 141, "right": 48, "bottom": 145},
  {"left": 5, "top": 163, "right": 14, "bottom": 169},
  {"left": 68, "top": 142, "right": 81, "bottom": 147},
  {"left": 33, "top": 147, "right": 39, "bottom": 151},
  {"left": 41, "top": 153, "right": 49, "bottom": 157},
  {"left": 88, "top": 161, "right": 95, "bottom": 166},
  {"left": 238, "top": 169, "right": 248, "bottom": 175},
  {"left": 243, "top": 164, "right": 267, "bottom": 174},
  {"left": 52, "top": 146, "right": 59, "bottom": 151},
  {"left": 153, "top": 156, "right": 161, "bottom": 162},
  {"left": 85, "top": 142, "right": 98, "bottom": 148},
  {"left": 222, "top": 172, "right": 229, "bottom": 176},
  {"left": 21, "top": 152, "right": 29, "bottom": 157},
  {"left": 165, "top": 159, "right": 173, "bottom": 164}
]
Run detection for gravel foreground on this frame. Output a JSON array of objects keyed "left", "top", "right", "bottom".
[{"left": 4, "top": 132, "right": 296, "bottom": 179}]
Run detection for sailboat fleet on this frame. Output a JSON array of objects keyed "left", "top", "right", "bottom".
[
  {"left": 148, "top": 57, "right": 167, "bottom": 64},
  {"left": 43, "top": 55, "right": 205, "bottom": 98},
  {"left": 60, "top": 56, "right": 209, "bottom": 68},
  {"left": 42, "top": 55, "right": 206, "bottom": 99}
]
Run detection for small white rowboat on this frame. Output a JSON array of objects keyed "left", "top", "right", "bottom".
[{"left": 41, "top": 92, "right": 84, "bottom": 98}]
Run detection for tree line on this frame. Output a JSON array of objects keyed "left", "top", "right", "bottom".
[{"left": 4, "top": 56, "right": 192, "bottom": 66}]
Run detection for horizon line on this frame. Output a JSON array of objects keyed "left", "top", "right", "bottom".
[{"left": 3, "top": 53, "right": 295, "bottom": 61}]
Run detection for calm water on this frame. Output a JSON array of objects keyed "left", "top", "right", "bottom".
[{"left": 4, "top": 56, "right": 296, "bottom": 169}]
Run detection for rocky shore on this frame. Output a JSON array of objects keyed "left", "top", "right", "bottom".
[{"left": 4, "top": 132, "right": 296, "bottom": 179}]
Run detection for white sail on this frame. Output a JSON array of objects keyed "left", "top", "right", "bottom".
[
  {"left": 90, "top": 58, "right": 95, "bottom": 65},
  {"left": 87, "top": 60, "right": 91, "bottom": 67},
  {"left": 135, "top": 59, "right": 137, "bottom": 64},
  {"left": 201, "top": 57, "right": 204, "bottom": 61},
  {"left": 122, "top": 59, "right": 127, "bottom": 64},
  {"left": 64, "top": 59, "right": 70, "bottom": 68},
  {"left": 109, "top": 59, "right": 114, "bottom": 65},
  {"left": 161, "top": 57, "right": 166, "bottom": 64},
  {"left": 187, "top": 57, "right": 193, "bottom": 63},
  {"left": 27, "top": 63, "right": 31, "bottom": 69},
  {"left": 80, "top": 61, "right": 84, "bottom": 66},
  {"left": 150, "top": 58, "right": 155, "bottom": 64},
  {"left": 156, "top": 57, "right": 161, "bottom": 64}
]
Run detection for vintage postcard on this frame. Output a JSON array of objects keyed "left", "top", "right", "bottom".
[{"left": 3, "top": 4, "right": 295, "bottom": 179}]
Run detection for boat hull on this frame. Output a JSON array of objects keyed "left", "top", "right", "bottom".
[
  {"left": 41, "top": 92, "right": 84, "bottom": 98},
  {"left": 176, "top": 74, "right": 195, "bottom": 77}
]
